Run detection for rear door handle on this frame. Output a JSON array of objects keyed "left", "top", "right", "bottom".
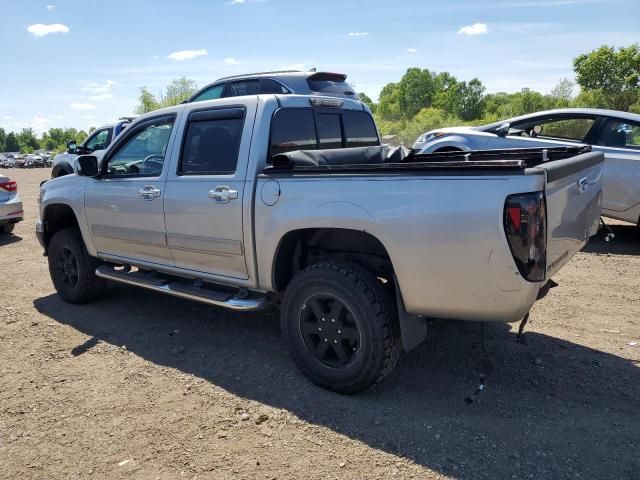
[
  {"left": 138, "top": 185, "right": 161, "bottom": 201},
  {"left": 209, "top": 186, "right": 238, "bottom": 203},
  {"left": 577, "top": 177, "right": 589, "bottom": 194}
]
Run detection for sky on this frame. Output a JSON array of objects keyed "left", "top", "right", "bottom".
[{"left": 0, "top": 0, "right": 638, "bottom": 135}]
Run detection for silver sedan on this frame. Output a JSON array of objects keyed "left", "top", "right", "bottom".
[
  {"left": 0, "top": 174, "right": 23, "bottom": 234},
  {"left": 413, "top": 108, "right": 640, "bottom": 225}
]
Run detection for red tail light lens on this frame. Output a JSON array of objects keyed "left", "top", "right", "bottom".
[
  {"left": 0, "top": 180, "right": 17, "bottom": 192},
  {"left": 504, "top": 192, "right": 546, "bottom": 282}
]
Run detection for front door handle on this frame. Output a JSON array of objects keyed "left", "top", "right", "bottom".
[
  {"left": 138, "top": 185, "right": 161, "bottom": 201},
  {"left": 208, "top": 186, "right": 238, "bottom": 203}
]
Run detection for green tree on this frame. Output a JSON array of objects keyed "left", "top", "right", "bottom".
[
  {"left": 0, "top": 128, "right": 6, "bottom": 152},
  {"left": 5, "top": 132, "right": 19, "bottom": 152},
  {"left": 17, "top": 128, "right": 40, "bottom": 152},
  {"left": 397, "top": 68, "right": 438, "bottom": 118},
  {"left": 376, "top": 82, "right": 403, "bottom": 121},
  {"left": 456, "top": 78, "right": 486, "bottom": 121},
  {"left": 161, "top": 77, "right": 198, "bottom": 106},
  {"left": 135, "top": 87, "right": 161, "bottom": 114},
  {"left": 550, "top": 78, "right": 574, "bottom": 102},
  {"left": 573, "top": 44, "right": 640, "bottom": 110},
  {"left": 358, "top": 92, "right": 376, "bottom": 113}
]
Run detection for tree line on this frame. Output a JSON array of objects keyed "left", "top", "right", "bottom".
[
  {"left": 2, "top": 44, "right": 638, "bottom": 153},
  {"left": 364, "top": 44, "right": 640, "bottom": 144},
  {"left": 0, "top": 127, "right": 93, "bottom": 154}
]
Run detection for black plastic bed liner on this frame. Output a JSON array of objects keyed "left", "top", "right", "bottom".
[{"left": 265, "top": 145, "right": 592, "bottom": 174}]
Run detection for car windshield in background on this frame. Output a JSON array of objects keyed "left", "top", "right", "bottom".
[{"left": 306, "top": 73, "right": 355, "bottom": 97}]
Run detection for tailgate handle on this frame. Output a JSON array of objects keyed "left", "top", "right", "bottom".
[{"left": 577, "top": 177, "right": 589, "bottom": 194}]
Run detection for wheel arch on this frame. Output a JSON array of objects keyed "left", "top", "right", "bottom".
[
  {"left": 51, "top": 162, "right": 74, "bottom": 178},
  {"left": 42, "top": 203, "right": 81, "bottom": 253},
  {"left": 271, "top": 227, "right": 394, "bottom": 292}
]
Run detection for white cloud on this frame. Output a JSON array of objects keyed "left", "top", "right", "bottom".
[
  {"left": 81, "top": 80, "right": 117, "bottom": 94},
  {"left": 459, "top": 22, "right": 488, "bottom": 36},
  {"left": 3, "top": 116, "right": 12, "bottom": 120},
  {"left": 230, "top": 0, "right": 245, "bottom": 3},
  {"left": 27, "top": 23, "right": 69, "bottom": 37},
  {"left": 224, "top": 57, "right": 239, "bottom": 65},
  {"left": 88, "top": 93, "right": 114, "bottom": 100},
  {"left": 83, "top": 115, "right": 95, "bottom": 119},
  {"left": 46, "top": 4, "right": 54, "bottom": 10},
  {"left": 167, "top": 49, "right": 208, "bottom": 61},
  {"left": 70, "top": 103, "right": 96, "bottom": 110},
  {"left": 408, "top": 48, "right": 417, "bottom": 53},
  {"left": 347, "top": 32, "right": 369, "bottom": 37}
]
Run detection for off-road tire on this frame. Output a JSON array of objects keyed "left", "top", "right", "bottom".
[
  {"left": 281, "top": 260, "right": 401, "bottom": 394},
  {"left": 48, "top": 228, "right": 106, "bottom": 304}
]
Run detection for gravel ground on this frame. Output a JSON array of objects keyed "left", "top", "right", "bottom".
[{"left": 1, "top": 168, "right": 639, "bottom": 480}]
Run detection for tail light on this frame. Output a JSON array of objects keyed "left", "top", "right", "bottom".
[
  {"left": 0, "top": 180, "right": 17, "bottom": 192},
  {"left": 504, "top": 192, "right": 546, "bottom": 282}
]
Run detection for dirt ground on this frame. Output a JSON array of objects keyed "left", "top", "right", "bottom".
[{"left": 1, "top": 168, "right": 639, "bottom": 480}]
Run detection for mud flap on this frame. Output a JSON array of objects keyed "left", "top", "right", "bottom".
[{"left": 394, "top": 278, "right": 428, "bottom": 351}]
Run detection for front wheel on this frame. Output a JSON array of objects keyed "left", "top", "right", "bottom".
[
  {"left": 281, "top": 261, "right": 401, "bottom": 394},
  {"left": 48, "top": 228, "right": 106, "bottom": 304}
]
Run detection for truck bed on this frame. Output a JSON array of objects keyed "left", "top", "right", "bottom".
[{"left": 256, "top": 145, "right": 603, "bottom": 323}]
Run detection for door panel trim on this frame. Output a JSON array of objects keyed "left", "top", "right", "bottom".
[
  {"left": 91, "top": 224, "right": 166, "bottom": 246},
  {"left": 166, "top": 233, "right": 243, "bottom": 256}
]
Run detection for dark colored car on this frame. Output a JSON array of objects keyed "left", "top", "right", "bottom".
[{"left": 187, "top": 70, "right": 358, "bottom": 103}]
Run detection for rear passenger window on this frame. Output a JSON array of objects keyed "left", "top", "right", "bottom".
[
  {"left": 343, "top": 111, "right": 379, "bottom": 148},
  {"left": 270, "top": 109, "right": 317, "bottom": 156},
  {"left": 260, "top": 79, "right": 290, "bottom": 94},
  {"left": 180, "top": 116, "right": 243, "bottom": 174},
  {"left": 225, "top": 80, "right": 260, "bottom": 97},
  {"left": 317, "top": 113, "right": 342, "bottom": 149},
  {"left": 192, "top": 84, "right": 225, "bottom": 102}
]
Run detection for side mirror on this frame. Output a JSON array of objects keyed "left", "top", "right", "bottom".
[
  {"left": 66, "top": 140, "right": 77, "bottom": 154},
  {"left": 495, "top": 123, "right": 510, "bottom": 137},
  {"left": 76, "top": 155, "right": 99, "bottom": 177}
]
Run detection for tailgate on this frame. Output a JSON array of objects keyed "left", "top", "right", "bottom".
[{"left": 538, "top": 151, "right": 603, "bottom": 278}]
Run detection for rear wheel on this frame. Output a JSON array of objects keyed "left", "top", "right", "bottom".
[
  {"left": 48, "top": 228, "right": 106, "bottom": 304},
  {"left": 281, "top": 261, "right": 400, "bottom": 394},
  {"left": 0, "top": 223, "right": 15, "bottom": 234}
]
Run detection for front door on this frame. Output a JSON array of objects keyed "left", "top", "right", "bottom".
[
  {"left": 164, "top": 104, "right": 255, "bottom": 279},
  {"left": 85, "top": 114, "right": 178, "bottom": 266}
]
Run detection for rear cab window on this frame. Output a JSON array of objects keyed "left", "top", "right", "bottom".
[
  {"left": 269, "top": 108, "right": 379, "bottom": 158},
  {"left": 191, "top": 84, "right": 225, "bottom": 103}
]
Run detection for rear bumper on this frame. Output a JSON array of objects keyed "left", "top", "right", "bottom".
[{"left": 0, "top": 195, "right": 23, "bottom": 224}]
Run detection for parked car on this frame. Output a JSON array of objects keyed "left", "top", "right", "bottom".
[
  {"left": 413, "top": 108, "right": 640, "bottom": 226},
  {"left": 187, "top": 70, "right": 358, "bottom": 103},
  {"left": 51, "top": 117, "right": 136, "bottom": 177},
  {"left": 37, "top": 94, "right": 602, "bottom": 393},
  {"left": 0, "top": 174, "right": 23, "bottom": 234}
]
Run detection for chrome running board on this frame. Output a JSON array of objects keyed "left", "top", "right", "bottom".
[{"left": 95, "top": 265, "right": 268, "bottom": 312}]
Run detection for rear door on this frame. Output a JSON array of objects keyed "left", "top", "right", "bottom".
[
  {"left": 163, "top": 99, "right": 257, "bottom": 279},
  {"left": 591, "top": 117, "right": 640, "bottom": 214},
  {"left": 537, "top": 151, "right": 604, "bottom": 278}
]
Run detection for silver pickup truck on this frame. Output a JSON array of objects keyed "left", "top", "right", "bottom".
[{"left": 37, "top": 94, "right": 603, "bottom": 393}]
